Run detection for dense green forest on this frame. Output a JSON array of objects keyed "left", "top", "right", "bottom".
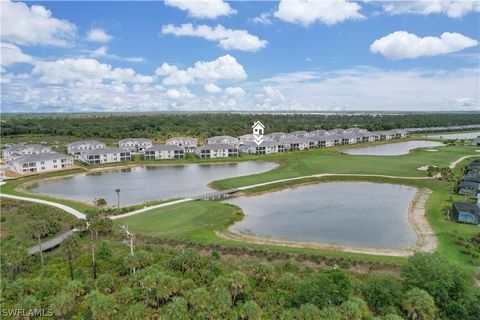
[
  {"left": 2, "top": 113, "right": 480, "bottom": 140},
  {"left": 1, "top": 199, "right": 479, "bottom": 320}
]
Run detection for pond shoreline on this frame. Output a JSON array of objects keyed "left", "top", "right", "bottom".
[{"left": 217, "top": 188, "right": 435, "bottom": 257}]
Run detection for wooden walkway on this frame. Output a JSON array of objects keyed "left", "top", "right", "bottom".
[{"left": 28, "top": 229, "right": 78, "bottom": 255}]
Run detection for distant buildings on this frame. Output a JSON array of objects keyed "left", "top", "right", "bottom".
[
  {"left": 144, "top": 145, "right": 185, "bottom": 160},
  {"left": 9, "top": 152, "right": 73, "bottom": 174},
  {"left": 67, "top": 140, "right": 106, "bottom": 157},
  {"left": 118, "top": 138, "right": 152, "bottom": 152},
  {"left": 452, "top": 159, "right": 480, "bottom": 225},
  {"left": 3, "top": 144, "right": 52, "bottom": 161},
  {"left": 240, "top": 141, "right": 284, "bottom": 154},
  {"left": 78, "top": 147, "right": 131, "bottom": 165},
  {"left": 195, "top": 144, "right": 239, "bottom": 158},
  {"left": 4, "top": 127, "right": 412, "bottom": 174},
  {"left": 205, "top": 135, "right": 240, "bottom": 146},
  {"left": 166, "top": 137, "right": 197, "bottom": 153}
]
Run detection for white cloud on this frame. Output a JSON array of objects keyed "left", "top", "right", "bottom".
[
  {"left": 1, "top": 42, "right": 33, "bottom": 69},
  {"left": 204, "top": 83, "right": 222, "bottom": 93},
  {"left": 161, "top": 24, "right": 267, "bottom": 52},
  {"left": 274, "top": 0, "right": 364, "bottom": 26},
  {"left": 32, "top": 58, "right": 153, "bottom": 84},
  {"left": 91, "top": 46, "right": 145, "bottom": 63},
  {"left": 166, "top": 87, "right": 195, "bottom": 100},
  {"left": 251, "top": 12, "right": 273, "bottom": 25},
  {"left": 370, "top": 31, "right": 478, "bottom": 60},
  {"left": 164, "top": 0, "right": 236, "bottom": 19},
  {"left": 1, "top": 0, "right": 76, "bottom": 47},
  {"left": 380, "top": 0, "right": 480, "bottom": 18},
  {"left": 253, "top": 67, "right": 480, "bottom": 111},
  {"left": 86, "top": 28, "right": 113, "bottom": 43},
  {"left": 159, "top": 54, "right": 247, "bottom": 86},
  {"left": 225, "top": 86, "right": 245, "bottom": 97}
]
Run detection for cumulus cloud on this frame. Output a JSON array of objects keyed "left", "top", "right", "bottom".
[
  {"left": 380, "top": 0, "right": 480, "bottom": 18},
  {"left": 204, "top": 83, "right": 222, "bottom": 93},
  {"left": 32, "top": 58, "right": 153, "bottom": 84},
  {"left": 370, "top": 31, "right": 478, "bottom": 59},
  {"left": 1, "top": 0, "right": 76, "bottom": 47},
  {"left": 158, "top": 55, "right": 247, "bottom": 86},
  {"left": 161, "top": 24, "right": 267, "bottom": 52},
  {"left": 164, "top": 0, "right": 236, "bottom": 19},
  {"left": 86, "top": 28, "right": 113, "bottom": 43},
  {"left": 91, "top": 46, "right": 145, "bottom": 63},
  {"left": 274, "top": 0, "right": 364, "bottom": 26},
  {"left": 254, "top": 67, "right": 480, "bottom": 111},
  {"left": 166, "top": 87, "right": 195, "bottom": 100},
  {"left": 225, "top": 86, "right": 245, "bottom": 97},
  {"left": 251, "top": 12, "right": 273, "bottom": 25},
  {"left": 1, "top": 42, "right": 33, "bottom": 69}
]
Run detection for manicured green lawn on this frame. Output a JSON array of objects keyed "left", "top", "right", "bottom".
[{"left": 211, "top": 145, "right": 478, "bottom": 190}]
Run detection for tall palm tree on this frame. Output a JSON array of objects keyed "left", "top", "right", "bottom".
[
  {"left": 62, "top": 234, "right": 79, "bottom": 280},
  {"left": 115, "top": 188, "right": 121, "bottom": 213}
]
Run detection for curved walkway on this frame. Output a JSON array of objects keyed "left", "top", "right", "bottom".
[
  {"left": 0, "top": 193, "right": 87, "bottom": 219},
  {"left": 111, "top": 198, "right": 193, "bottom": 220},
  {"left": 449, "top": 155, "right": 480, "bottom": 169}
]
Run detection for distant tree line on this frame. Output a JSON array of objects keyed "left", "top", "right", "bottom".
[{"left": 2, "top": 113, "right": 479, "bottom": 140}]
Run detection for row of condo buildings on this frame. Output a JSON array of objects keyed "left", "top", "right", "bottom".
[
  {"left": 452, "top": 160, "right": 480, "bottom": 225},
  {"left": 2, "top": 128, "right": 408, "bottom": 175}
]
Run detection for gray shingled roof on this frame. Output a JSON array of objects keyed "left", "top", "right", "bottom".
[
  {"left": 12, "top": 152, "right": 71, "bottom": 163},
  {"left": 82, "top": 147, "right": 129, "bottom": 156},
  {"left": 453, "top": 202, "right": 480, "bottom": 215},
  {"left": 68, "top": 140, "right": 105, "bottom": 148},
  {"left": 145, "top": 145, "right": 183, "bottom": 152}
]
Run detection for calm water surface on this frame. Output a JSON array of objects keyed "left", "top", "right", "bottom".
[
  {"left": 226, "top": 182, "right": 417, "bottom": 249},
  {"left": 427, "top": 131, "right": 480, "bottom": 140},
  {"left": 344, "top": 140, "right": 443, "bottom": 156},
  {"left": 27, "top": 161, "right": 277, "bottom": 206}
]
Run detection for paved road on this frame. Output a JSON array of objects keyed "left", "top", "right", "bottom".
[{"left": 28, "top": 229, "right": 78, "bottom": 255}]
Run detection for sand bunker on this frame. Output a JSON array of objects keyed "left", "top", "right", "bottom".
[{"left": 417, "top": 165, "right": 437, "bottom": 171}]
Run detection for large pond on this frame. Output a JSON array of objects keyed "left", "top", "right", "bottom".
[
  {"left": 427, "top": 131, "right": 480, "bottom": 140},
  {"left": 26, "top": 161, "right": 277, "bottom": 206},
  {"left": 343, "top": 140, "right": 443, "bottom": 156},
  {"left": 226, "top": 182, "right": 417, "bottom": 249}
]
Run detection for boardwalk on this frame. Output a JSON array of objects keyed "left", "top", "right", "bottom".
[{"left": 28, "top": 229, "right": 78, "bottom": 255}]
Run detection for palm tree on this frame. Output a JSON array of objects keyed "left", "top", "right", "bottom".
[
  {"left": 62, "top": 234, "right": 79, "bottom": 280},
  {"left": 115, "top": 188, "right": 121, "bottom": 213},
  {"left": 28, "top": 219, "right": 50, "bottom": 271},
  {"left": 93, "top": 198, "right": 107, "bottom": 215}
]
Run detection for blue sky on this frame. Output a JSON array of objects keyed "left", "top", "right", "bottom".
[{"left": 1, "top": 0, "right": 479, "bottom": 112}]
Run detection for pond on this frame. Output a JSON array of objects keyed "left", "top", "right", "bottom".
[
  {"left": 343, "top": 140, "right": 443, "bottom": 156},
  {"left": 26, "top": 161, "right": 277, "bottom": 206},
  {"left": 427, "top": 131, "right": 480, "bottom": 140},
  {"left": 226, "top": 182, "right": 417, "bottom": 249}
]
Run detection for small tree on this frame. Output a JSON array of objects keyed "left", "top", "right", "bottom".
[
  {"left": 402, "top": 288, "right": 436, "bottom": 320},
  {"left": 61, "top": 233, "right": 80, "bottom": 280},
  {"left": 94, "top": 198, "right": 108, "bottom": 215},
  {"left": 120, "top": 224, "right": 136, "bottom": 273}
]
